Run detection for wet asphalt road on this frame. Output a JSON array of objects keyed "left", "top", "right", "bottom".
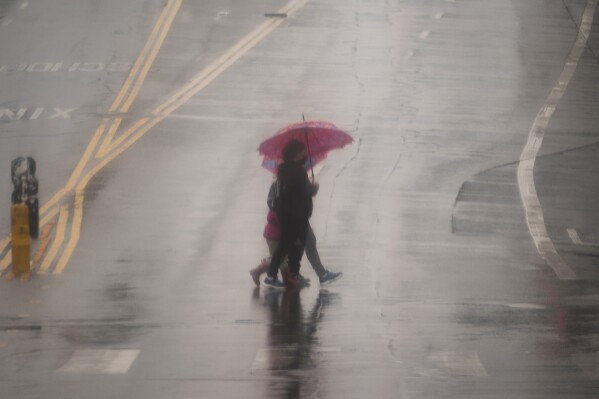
[{"left": 1, "top": 0, "right": 599, "bottom": 398}]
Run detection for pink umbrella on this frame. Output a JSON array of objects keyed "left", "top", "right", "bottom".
[{"left": 258, "top": 119, "right": 353, "bottom": 179}]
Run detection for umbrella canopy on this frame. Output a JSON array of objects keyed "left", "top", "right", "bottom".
[
  {"left": 261, "top": 152, "right": 328, "bottom": 175},
  {"left": 258, "top": 120, "right": 353, "bottom": 175}
]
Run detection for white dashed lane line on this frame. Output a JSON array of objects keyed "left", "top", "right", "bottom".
[
  {"left": 428, "top": 351, "right": 488, "bottom": 377},
  {"left": 56, "top": 349, "right": 140, "bottom": 374}
]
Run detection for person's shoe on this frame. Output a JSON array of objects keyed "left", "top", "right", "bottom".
[
  {"left": 280, "top": 267, "right": 290, "bottom": 285},
  {"left": 263, "top": 276, "right": 286, "bottom": 289},
  {"left": 249, "top": 268, "right": 261, "bottom": 286},
  {"left": 298, "top": 274, "right": 311, "bottom": 285},
  {"left": 297, "top": 274, "right": 311, "bottom": 287},
  {"left": 319, "top": 270, "right": 342, "bottom": 285},
  {"left": 282, "top": 268, "right": 310, "bottom": 287},
  {"left": 249, "top": 260, "right": 269, "bottom": 286},
  {"left": 286, "top": 273, "right": 310, "bottom": 289}
]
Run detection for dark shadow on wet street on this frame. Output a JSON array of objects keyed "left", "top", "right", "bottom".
[{"left": 252, "top": 289, "right": 339, "bottom": 399}]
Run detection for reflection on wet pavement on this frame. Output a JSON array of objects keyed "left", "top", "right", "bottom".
[{"left": 251, "top": 289, "right": 340, "bottom": 398}]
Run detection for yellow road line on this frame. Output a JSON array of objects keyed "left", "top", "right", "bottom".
[
  {"left": 152, "top": 0, "right": 308, "bottom": 117},
  {"left": 0, "top": 250, "right": 10, "bottom": 272},
  {"left": 96, "top": 0, "right": 183, "bottom": 158},
  {"left": 107, "top": 0, "right": 176, "bottom": 114},
  {"left": 1, "top": 1, "right": 185, "bottom": 272},
  {"left": 0, "top": 0, "right": 182, "bottom": 252},
  {"left": 32, "top": 205, "right": 61, "bottom": 263},
  {"left": 39, "top": 205, "right": 69, "bottom": 274},
  {"left": 43, "top": 0, "right": 182, "bottom": 212},
  {"left": 0, "top": 236, "right": 9, "bottom": 255},
  {"left": 40, "top": 205, "right": 60, "bottom": 226},
  {"left": 120, "top": 0, "right": 184, "bottom": 113},
  {"left": 39, "top": 186, "right": 70, "bottom": 215},
  {"left": 54, "top": 192, "right": 83, "bottom": 275},
  {"left": 105, "top": 0, "right": 309, "bottom": 155},
  {"left": 54, "top": 138, "right": 128, "bottom": 274},
  {"left": 33, "top": 222, "right": 56, "bottom": 263},
  {"left": 0, "top": 205, "right": 60, "bottom": 269},
  {"left": 51, "top": 0, "right": 310, "bottom": 274},
  {"left": 52, "top": 0, "right": 184, "bottom": 275},
  {"left": 4, "top": 0, "right": 181, "bottom": 271},
  {"left": 51, "top": 122, "right": 107, "bottom": 213}
]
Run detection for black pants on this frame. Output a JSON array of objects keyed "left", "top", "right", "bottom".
[
  {"left": 267, "top": 215, "right": 309, "bottom": 278},
  {"left": 305, "top": 223, "right": 326, "bottom": 277}
]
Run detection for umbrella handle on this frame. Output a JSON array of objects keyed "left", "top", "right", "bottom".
[{"left": 302, "top": 113, "right": 315, "bottom": 182}]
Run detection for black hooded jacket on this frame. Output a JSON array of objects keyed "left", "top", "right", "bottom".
[{"left": 276, "top": 161, "right": 314, "bottom": 220}]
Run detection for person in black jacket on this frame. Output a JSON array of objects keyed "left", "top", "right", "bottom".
[
  {"left": 263, "top": 140, "right": 318, "bottom": 289},
  {"left": 249, "top": 179, "right": 342, "bottom": 287}
]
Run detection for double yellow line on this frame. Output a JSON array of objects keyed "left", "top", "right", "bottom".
[
  {"left": 50, "top": 0, "right": 184, "bottom": 274},
  {"left": 0, "top": 0, "right": 183, "bottom": 274},
  {"left": 1, "top": 0, "right": 309, "bottom": 275},
  {"left": 97, "top": 0, "right": 309, "bottom": 158}
]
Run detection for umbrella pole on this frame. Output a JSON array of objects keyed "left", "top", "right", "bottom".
[{"left": 302, "top": 114, "right": 315, "bottom": 182}]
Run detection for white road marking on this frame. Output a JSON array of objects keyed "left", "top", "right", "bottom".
[
  {"left": 567, "top": 228, "right": 599, "bottom": 246},
  {"left": 251, "top": 348, "right": 269, "bottom": 370},
  {"left": 507, "top": 303, "right": 546, "bottom": 310},
  {"left": 568, "top": 228, "right": 584, "bottom": 245},
  {"left": 419, "top": 30, "right": 430, "bottom": 39},
  {"left": 429, "top": 351, "right": 488, "bottom": 377},
  {"left": 56, "top": 349, "right": 139, "bottom": 374},
  {"left": 48, "top": 107, "right": 75, "bottom": 119},
  {"left": 215, "top": 11, "right": 229, "bottom": 21},
  {"left": 0, "top": 107, "right": 78, "bottom": 121},
  {"left": 319, "top": 346, "right": 342, "bottom": 352},
  {"left": 0, "top": 62, "right": 132, "bottom": 73},
  {"left": 433, "top": 12, "right": 444, "bottom": 19},
  {"left": 20, "top": 2, "right": 28, "bottom": 9},
  {"left": 0, "top": 108, "right": 26, "bottom": 120},
  {"left": 26, "top": 63, "right": 53, "bottom": 72},
  {"left": 516, "top": 0, "right": 597, "bottom": 280},
  {"left": 77, "top": 63, "right": 105, "bottom": 72},
  {"left": 166, "top": 113, "right": 282, "bottom": 123},
  {"left": 29, "top": 107, "right": 43, "bottom": 120}
]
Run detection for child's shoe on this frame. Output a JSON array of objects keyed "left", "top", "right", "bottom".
[
  {"left": 249, "top": 260, "right": 269, "bottom": 286},
  {"left": 280, "top": 267, "right": 290, "bottom": 285}
]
